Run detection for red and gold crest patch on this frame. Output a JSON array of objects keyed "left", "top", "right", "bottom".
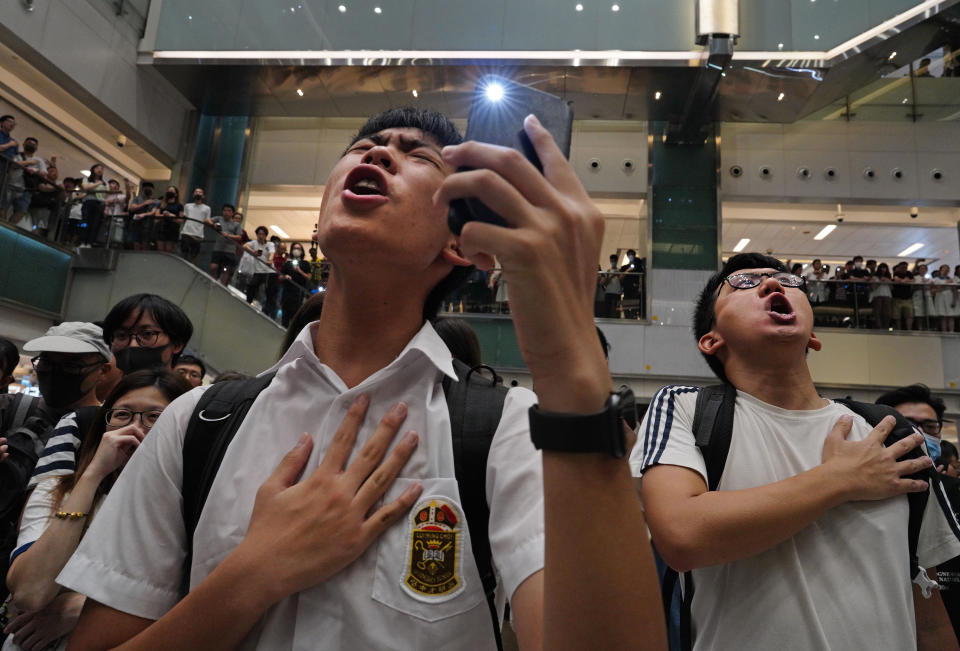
[{"left": 405, "top": 500, "right": 461, "bottom": 597}]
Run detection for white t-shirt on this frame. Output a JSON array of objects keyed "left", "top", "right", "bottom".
[
  {"left": 804, "top": 268, "right": 829, "bottom": 303},
  {"left": 179, "top": 202, "right": 210, "bottom": 239},
  {"left": 631, "top": 386, "right": 960, "bottom": 651},
  {"left": 59, "top": 321, "right": 544, "bottom": 650},
  {"left": 238, "top": 240, "right": 275, "bottom": 275}
]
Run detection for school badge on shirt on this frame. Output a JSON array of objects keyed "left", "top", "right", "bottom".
[{"left": 403, "top": 499, "right": 464, "bottom": 601}]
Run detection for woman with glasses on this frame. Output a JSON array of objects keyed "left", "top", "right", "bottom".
[{"left": 2, "top": 369, "right": 189, "bottom": 651}]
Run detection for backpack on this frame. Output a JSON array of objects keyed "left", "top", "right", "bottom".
[
  {"left": 180, "top": 360, "right": 510, "bottom": 649},
  {"left": 658, "top": 384, "right": 959, "bottom": 651}
]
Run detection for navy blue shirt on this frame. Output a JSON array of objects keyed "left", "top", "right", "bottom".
[{"left": 0, "top": 132, "right": 17, "bottom": 161}]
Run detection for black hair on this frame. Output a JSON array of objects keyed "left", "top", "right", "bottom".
[
  {"left": 347, "top": 106, "right": 463, "bottom": 152},
  {"left": 255, "top": 225, "right": 269, "bottom": 236},
  {"left": 102, "top": 294, "right": 194, "bottom": 356},
  {"left": 89, "top": 163, "right": 104, "bottom": 181},
  {"left": 0, "top": 115, "right": 13, "bottom": 123},
  {"left": 0, "top": 337, "right": 19, "bottom": 378},
  {"left": 626, "top": 249, "right": 636, "bottom": 257},
  {"left": 853, "top": 255, "right": 863, "bottom": 263},
  {"left": 875, "top": 384, "right": 946, "bottom": 423},
  {"left": 23, "top": 137, "right": 37, "bottom": 146},
  {"left": 790, "top": 263, "right": 803, "bottom": 275},
  {"left": 53, "top": 369, "right": 190, "bottom": 507},
  {"left": 875, "top": 263, "right": 892, "bottom": 279},
  {"left": 433, "top": 317, "right": 483, "bottom": 368},
  {"left": 610, "top": 254, "right": 618, "bottom": 261},
  {"left": 693, "top": 252, "right": 788, "bottom": 383},
  {"left": 222, "top": 203, "right": 236, "bottom": 213},
  {"left": 938, "top": 440, "right": 958, "bottom": 467},
  {"left": 141, "top": 182, "right": 155, "bottom": 189},
  {"left": 174, "top": 354, "right": 206, "bottom": 379},
  {"left": 280, "top": 294, "right": 325, "bottom": 357},
  {"left": 108, "top": 178, "right": 119, "bottom": 186}
]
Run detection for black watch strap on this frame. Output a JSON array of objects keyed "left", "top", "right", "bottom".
[{"left": 528, "top": 386, "right": 636, "bottom": 458}]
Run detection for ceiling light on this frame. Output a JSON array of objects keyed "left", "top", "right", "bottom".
[
  {"left": 777, "top": 92, "right": 785, "bottom": 101},
  {"left": 411, "top": 89, "right": 418, "bottom": 98},
  {"left": 611, "top": 3, "right": 620, "bottom": 10},
  {"left": 296, "top": 88, "right": 304, "bottom": 96},
  {"left": 338, "top": 4, "right": 346, "bottom": 12},
  {"left": 777, "top": 42, "right": 784, "bottom": 49},
  {"left": 888, "top": 51, "right": 897, "bottom": 60},
  {"left": 813, "top": 224, "right": 836, "bottom": 240},
  {"left": 654, "top": 90, "right": 662, "bottom": 100},
  {"left": 901, "top": 97, "right": 909, "bottom": 104},
  {"left": 271, "top": 225, "right": 290, "bottom": 239},
  {"left": 733, "top": 238, "right": 750, "bottom": 252},
  {"left": 575, "top": 3, "right": 583, "bottom": 11},
  {"left": 374, "top": 6, "right": 382, "bottom": 13},
  {"left": 898, "top": 242, "right": 924, "bottom": 256},
  {"left": 813, "top": 34, "right": 820, "bottom": 40}
]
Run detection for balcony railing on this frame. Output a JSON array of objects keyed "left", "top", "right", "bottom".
[{"left": 809, "top": 278, "right": 960, "bottom": 333}]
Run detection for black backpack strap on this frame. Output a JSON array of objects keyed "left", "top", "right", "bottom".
[
  {"left": 691, "top": 383, "right": 737, "bottom": 491},
  {"left": 180, "top": 373, "right": 276, "bottom": 596},
  {"left": 833, "top": 399, "right": 952, "bottom": 582},
  {"left": 442, "top": 359, "right": 508, "bottom": 650}
]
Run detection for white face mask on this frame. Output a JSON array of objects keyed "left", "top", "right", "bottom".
[{"left": 854, "top": 262, "right": 863, "bottom": 269}]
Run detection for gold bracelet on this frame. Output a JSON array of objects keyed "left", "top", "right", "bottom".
[{"left": 54, "top": 511, "right": 88, "bottom": 521}]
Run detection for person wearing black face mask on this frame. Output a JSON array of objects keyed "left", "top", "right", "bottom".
[
  {"left": 1, "top": 323, "right": 110, "bottom": 597},
  {"left": 128, "top": 182, "right": 159, "bottom": 251},
  {"left": 179, "top": 187, "right": 211, "bottom": 264},
  {"left": 102, "top": 293, "right": 193, "bottom": 375},
  {"left": 279, "top": 242, "right": 312, "bottom": 327}
]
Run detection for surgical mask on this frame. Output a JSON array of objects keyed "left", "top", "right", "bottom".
[
  {"left": 115, "top": 345, "right": 167, "bottom": 373},
  {"left": 854, "top": 262, "right": 863, "bottom": 269},
  {"left": 37, "top": 369, "right": 90, "bottom": 409},
  {"left": 292, "top": 249, "right": 303, "bottom": 259},
  {"left": 924, "top": 434, "right": 941, "bottom": 463}
]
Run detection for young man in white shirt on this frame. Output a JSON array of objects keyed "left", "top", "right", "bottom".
[
  {"left": 63, "top": 108, "right": 664, "bottom": 650},
  {"left": 632, "top": 252, "right": 960, "bottom": 650},
  {"left": 179, "top": 187, "right": 212, "bottom": 263}
]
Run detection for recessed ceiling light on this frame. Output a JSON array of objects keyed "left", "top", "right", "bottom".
[
  {"left": 813, "top": 34, "right": 820, "bottom": 40},
  {"left": 777, "top": 92, "right": 785, "bottom": 101},
  {"left": 296, "top": 88, "right": 304, "bottom": 96},
  {"left": 611, "top": 3, "right": 620, "bottom": 10},
  {"left": 271, "top": 225, "right": 290, "bottom": 239},
  {"left": 901, "top": 97, "right": 909, "bottom": 104},
  {"left": 898, "top": 242, "right": 924, "bottom": 256},
  {"left": 888, "top": 51, "right": 897, "bottom": 61},
  {"left": 412, "top": 89, "right": 418, "bottom": 98},
  {"left": 813, "top": 224, "right": 836, "bottom": 240},
  {"left": 338, "top": 4, "right": 346, "bottom": 12},
  {"left": 654, "top": 90, "right": 662, "bottom": 100},
  {"left": 374, "top": 6, "right": 382, "bottom": 13},
  {"left": 733, "top": 238, "right": 750, "bottom": 252},
  {"left": 575, "top": 3, "right": 584, "bottom": 11},
  {"left": 777, "top": 43, "right": 784, "bottom": 49},
  {"left": 187, "top": 15, "right": 193, "bottom": 20}
]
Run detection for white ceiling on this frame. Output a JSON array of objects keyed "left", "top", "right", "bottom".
[{"left": 722, "top": 202, "right": 960, "bottom": 265}]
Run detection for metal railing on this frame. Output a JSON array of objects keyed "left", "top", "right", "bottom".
[
  {"left": 808, "top": 278, "right": 960, "bottom": 333},
  {"left": 440, "top": 270, "right": 647, "bottom": 320}
]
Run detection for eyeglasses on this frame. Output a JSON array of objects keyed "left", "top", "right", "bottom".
[
  {"left": 31, "top": 356, "right": 102, "bottom": 376},
  {"left": 105, "top": 408, "right": 164, "bottom": 429},
  {"left": 112, "top": 329, "right": 163, "bottom": 347},
  {"left": 906, "top": 417, "right": 942, "bottom": 436},
  {"left": 718, "top": 272, "right": 805, "bottom": 293}
]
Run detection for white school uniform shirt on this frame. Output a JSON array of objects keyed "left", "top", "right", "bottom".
[
  {"left": 59, "top": 321, "right": 544, "bottom": 651},
  {"left": 631, "top": 385, "right": 960, "bottom": 651}
]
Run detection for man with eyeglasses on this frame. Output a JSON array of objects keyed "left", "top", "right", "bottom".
[
  {"left": 0, "top": 322, "right": 111, "bottom": 597},
  {"left": 632, "top": 252, "right": 960, "bottom": 650},
  {"left": 877, "top": 384, "right": 960, "bottom": 642}
]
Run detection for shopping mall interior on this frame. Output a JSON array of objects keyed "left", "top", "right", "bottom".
[{"left": 1, "top": 0, "right": 959, "bottom": 438}]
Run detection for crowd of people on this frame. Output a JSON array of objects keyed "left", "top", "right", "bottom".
[
  {"left": 0, "top": 112, "right": 330, "bottom": 326},
  {"left": 801, "top": 256, "right": 960, "bottom": 331},
  {"left": 1, "top": 107, "right": 960, "bottom": 651}
]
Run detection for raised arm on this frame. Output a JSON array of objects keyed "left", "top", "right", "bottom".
[
  {"left": 437, "top": 115, "right": 666, "bottom": 651},
  {"left": 69, "top": 397, "right": 421, "bottom": 651},
  {"left": 641, "top": 417, "right": 931, "bottom": 571},
  {"left": 8, "top": 424, "right": 146, "bottom": 613}
]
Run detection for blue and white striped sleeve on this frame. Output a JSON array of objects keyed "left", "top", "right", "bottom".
[
  {"left": 628, "top": 385, "right": 707, "bottom": 482},
  {"left": 27, "top": 412, "right": 81, "bottom": 490}
]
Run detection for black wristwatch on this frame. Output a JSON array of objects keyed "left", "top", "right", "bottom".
[{"left": 528, "top": 386, "right": 637, "bottom": 458}]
